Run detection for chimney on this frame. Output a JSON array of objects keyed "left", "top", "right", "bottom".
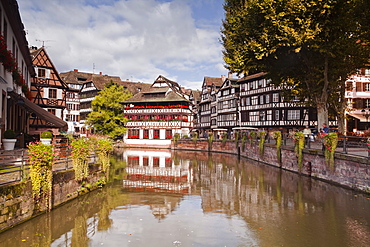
[
  {"left": 221, "top": 75, "right": 226, "bottom": 82},
  {"left": 74, "top": 69, "right": 78, "bottom": 72},
  {"left": 228, "top": 72, "right": 233, "bottom": 78},
  {"left": 99, "top": 72, "right": 102, "bottom": 75}
]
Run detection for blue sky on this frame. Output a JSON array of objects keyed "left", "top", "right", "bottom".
[{"left": 17, "top": 0, "right": 227, "bottom": 90}]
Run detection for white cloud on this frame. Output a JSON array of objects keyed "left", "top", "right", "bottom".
[{"left": 18, "top": 0, "right": 224, "bottom": 88}]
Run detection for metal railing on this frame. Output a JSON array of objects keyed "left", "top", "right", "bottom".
[{"left": 0, "top": 148, "right": 98, "bottom": 185}]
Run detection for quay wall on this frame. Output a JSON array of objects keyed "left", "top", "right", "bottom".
[
  {"left": 0, "top": 165, "right": 103, "bottom": 232},
  {"left": 173, "top": 140, "right": 370, "bottom": 193}
]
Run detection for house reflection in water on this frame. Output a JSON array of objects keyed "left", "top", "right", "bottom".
[{"left": 123, "top": 149, "right": 193, "bottom": 220}]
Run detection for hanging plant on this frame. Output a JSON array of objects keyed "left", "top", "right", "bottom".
[
  {"left": 28, "top": 141, "right": 56, "bottom": 210},
  {"left": 234, "top": 132, "right": 239, "bottom": 149},
  {"left": 221, "top": 132, "right": 228, "bottom": 147},
  {"left": 249, "top": 130, "right": 257, "bottom": 145},
  {"left": 0, "top": 35, "right": 32, "bottom": 100},
  {"left": 241, "top": 132, "right": 247, "bottom": 151},
  {"left": 273, "top": 131, "right": 282, "bottom": 164},
  {"left": 208, "top": 132, "right": 214, "bottom": 150},
  {"left": 173, "top": 133, "right": 180, "bottom": 146},
  {"left": 192, "top": 132, "right": 198, "bottom": 146},
  {"left": 71, "top": 138, "right": 92, "bottom": 181},
  {"left": 94, "top": 136, "right": 113, "bottom": 176},
  {"left": 293, "top": 132, "right": 305, "bottom": 170},
  {"left": 323, "top": 133, "right": 338, "bottom": 169},
  {"left": 258, "top": 131, "right": 266, "bottom": 156}
]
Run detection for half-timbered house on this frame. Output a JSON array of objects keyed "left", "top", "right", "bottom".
[
  {"left": 217, "top": 77, "right": 240, "bottom": 134},
  {"left": 29, "top": 46, "right": 68, "bottom": 135},
  {"left": 238, "top": 72, "right": 317, "bottom": 131},
  {"left": 75, "top": 70, "right": 149, "bottom": 137},
  {"left": 122, "top": 75, "right": 195, "bottom": 147},
  {"left": 0, "top": 0, "right": 35, "bottom": 147},
  {"left": 196, "top": 76, "right": 224, "bottom": 138},
  {"left": 345, "top": 65, "right": 370, "bottom": 132}
]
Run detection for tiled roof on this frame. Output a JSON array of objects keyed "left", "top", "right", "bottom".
[
  {"left": 238, "top": 72, "right": 267, "bottom": 82},
  {"left": 125, "top": 90, "right": 189, "bottom": 104},
  {"left": 203, "top": 77, "right": 224, "bottom": 87}
]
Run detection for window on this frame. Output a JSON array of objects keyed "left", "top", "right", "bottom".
[
  {"left": 153, "top": 129, "right": 160, "bottom": 139},
  {"left": 48, "top": 109, "right": 56, "bottom": 115},
  {"left": 273, "top": 93, "right": 279, "bottom": 102},
  {"left": 260, "top": 111, "right": 266, "bottom": 121},
  {"left": 287, "top": 110, "right": 300, "bottom": 120},
  {"left": 259, "top": 95, "right": 264, "bottom": 105},
  {"left": 143, "top": 129, "right": 149, "bottom": 139},
  {"left": 38, "top": 68, "right": 46, "bottom": 78},
  {"left": 165, "top": 129, "right": 172, "bottom": 139},
  {"left": 365, "top": 69, "right": 370, "bottom": 76},
  {"left": 246, "top": 97, "right": 250, "bottom": 105},
  {"left": 251, "top": 96, "right": 258, "bottom": 105},
  {"left": 366, "top": 99, "right": 370, "bottom": 108},
  {"left": 274, "top": 110, "right": 280, "bottom": 120},
  {"left": 265, "top": 94, "right": 270, "bottom": 104},
  {"left": 365, "top": 83, "right": 370, "bottom": 92},
  {"left": 249, "top": 111, "right": 259, "bottom": 121},
  {"left": 49, "top": 89, "right": 57, "bottom": 99}
]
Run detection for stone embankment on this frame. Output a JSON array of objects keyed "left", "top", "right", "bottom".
[
  {"left": 173, "top": 140, "right": 370, "bottom": 193},
  {"left": 0, "top": 165, "right": 103, "bottom": 232}
]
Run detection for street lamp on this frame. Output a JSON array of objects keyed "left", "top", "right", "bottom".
[{"left": 361, "top": 108, "right": 370, "bottom": 130}]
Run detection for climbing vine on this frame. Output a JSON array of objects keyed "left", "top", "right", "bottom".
[
  {"left": 28, "top": 142, "right": 56, "bottom": 210},
  {"left": 71, "top": 138, "right": 92, "bottom": 181},
  {"left": 273, "top": 131, "right": 282, "bottom": 164},
  {"left": 323, "top": 133, "right": 338, "bottom": 169},
  {"left": 258, "top": 131, "right": 266, "bottom": 156},
  {"left": 293, "top": 132, "right": 305, "bottom": 170}
]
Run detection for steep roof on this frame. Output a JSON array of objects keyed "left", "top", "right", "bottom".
[
  {"left": 124, "top": 75, "right": 190, "bottom": 104},
  {"left": 203, "top": 76, "right": 224, "bottom": 87}
]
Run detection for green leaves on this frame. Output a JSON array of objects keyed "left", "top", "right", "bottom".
[{"left": 86, "top": 81, "right": 132, "bottom": 139}]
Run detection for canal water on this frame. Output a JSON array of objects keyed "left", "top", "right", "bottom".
[{"left": 0, "top": 149, "right": 369, "bottom": 247}]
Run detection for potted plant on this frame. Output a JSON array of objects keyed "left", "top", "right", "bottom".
[
  {"left": 2, "top": 129, "right": 17, "bottom": 150},
  {"left": 40, "top": 131, "right": 53, "bottom": 145}
]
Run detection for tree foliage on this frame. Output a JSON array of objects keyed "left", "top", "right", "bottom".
[
  {"left": 86, "top": 81, "right": 132, "bottom": 138},
  {"left": 221, "top": 0, "right": 370, "bottom": 131}
]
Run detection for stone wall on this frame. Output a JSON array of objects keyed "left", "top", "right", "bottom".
[
  {"left": 174, "top": 139, "right": 370, "bottom": 193},
  {"left": 0, "top": 165, "right": 102, "bottom": 232}
]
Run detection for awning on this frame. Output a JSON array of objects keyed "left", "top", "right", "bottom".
[
  {"left": 9, "top": 92, "right": 67, "bottom": 128},
  {"left": 347, "top": 113, "right": 370, "bottom": 122}
]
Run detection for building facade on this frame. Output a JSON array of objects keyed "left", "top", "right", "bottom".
[
  {"left": 29, "top": 46, "right": 68, "bottom": 135},
  {"left": 122, "top": 75, "right": 195, "bottom": 147},
  {"left": 0, "top": 0, "right": 35, "bottom": 147}
]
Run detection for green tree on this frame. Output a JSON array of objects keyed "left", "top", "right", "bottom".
[
  {"left": 221, "top": 0, "right": 370, "bottom": 132},
  {"left": 86, "top": 81, "right": 132, "bottom": 138}
]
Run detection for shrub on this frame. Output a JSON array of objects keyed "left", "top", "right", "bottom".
[
  {"left": 40, "top": 131, "right": 53, "bottom": 139},
  {"left": 4, "top": 129, "right": 16, "bottom": 139}
]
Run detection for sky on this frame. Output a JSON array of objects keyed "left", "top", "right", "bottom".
[{"left": 17, "top": 0, "right": 227, "bottom": 90}]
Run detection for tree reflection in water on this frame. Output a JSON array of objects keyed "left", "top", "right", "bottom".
[{"left": 0, "top": 149, "right": 368, "bottom": 247}]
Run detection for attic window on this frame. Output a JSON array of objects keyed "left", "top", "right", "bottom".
[
  {"left": 77, "top": 77, "right": 87, "bottom": 81},
  {"left": 38, "top": 68, "right": 45, "bottom": 78}
]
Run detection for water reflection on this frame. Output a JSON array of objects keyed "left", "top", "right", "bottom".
[{"left": 0, "top": 149, "right": 369, "bottom": 247}]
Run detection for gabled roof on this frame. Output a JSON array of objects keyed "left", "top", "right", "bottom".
[
  {"left": 124, "top": 75, "right": 190, "bottom": 104},
  {"left": 202, "top": 76, "right": 224, "bottom": 88},
  {"left": 237, "top": 72, "right": 267, "bottom": 83},
  {"left": 30, "top": 46, "right": 68, "bottom": 89}
]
